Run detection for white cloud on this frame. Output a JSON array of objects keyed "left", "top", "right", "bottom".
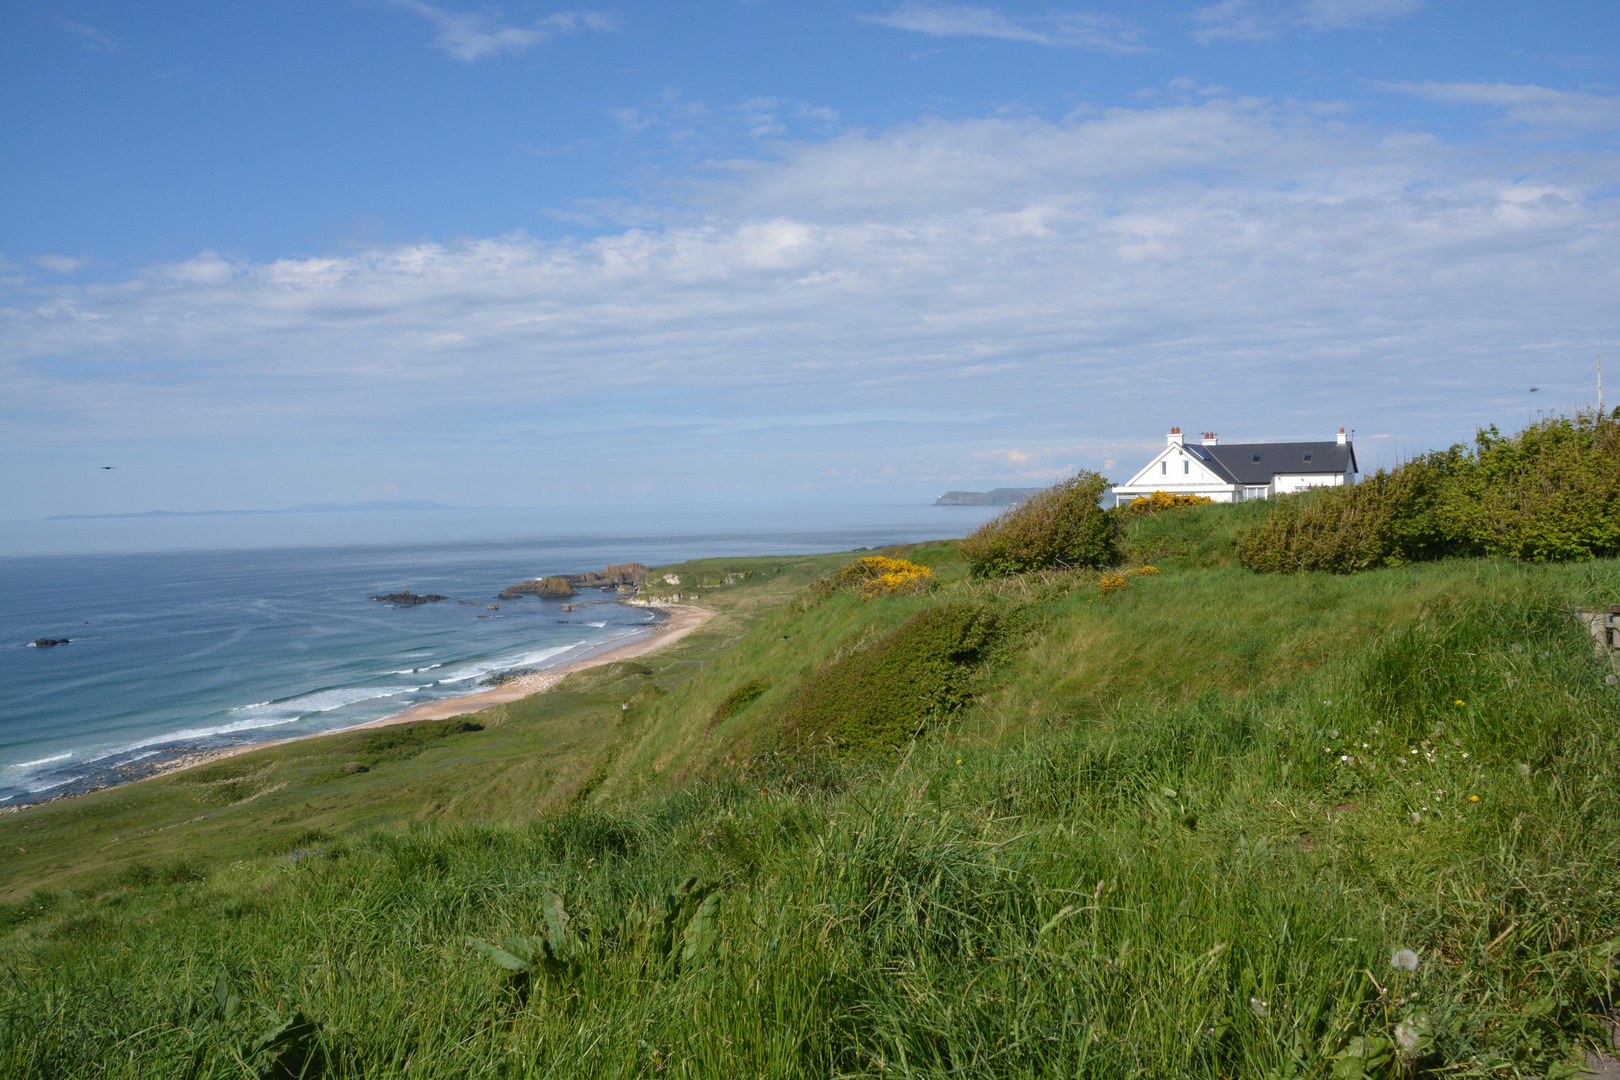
[
  {"left": 387, "top": 1, "right": 616, "bottom": 62},
  {"left": 1193, "top": 0, "right": 1421, "bottom": 42},
  {"left": 862, "top": 3, "right": 1143, "bottom": 52},
  {"left": 1297, "top": 0, "right": 1422, "bottom": 29},
  {"left": 52, "top": 17, "right": 120, "bottom": 53},
  {"left": 3, "top": 99, "right": 1615, "bottom": 484},
  {"left": 32, "top": 255, "right": 86, "bottom": 274},
  {"left": 1383, "top": 81, "right": 1620, "bottom": 129}
]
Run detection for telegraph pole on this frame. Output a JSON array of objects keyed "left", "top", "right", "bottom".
[{"left": 1599, "top": 355, "right": 1604, "bottom": 415}]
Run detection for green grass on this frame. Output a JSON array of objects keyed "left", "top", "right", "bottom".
[{"left": 1, "top": 520, "right": 1617, "bottom": 1078}]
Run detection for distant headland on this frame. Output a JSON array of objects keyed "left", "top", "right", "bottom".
[{"left": 933, "top": 488, "right": 1043, "bottom": 506}]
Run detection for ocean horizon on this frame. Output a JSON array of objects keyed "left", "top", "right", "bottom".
[{"left": 1, "top": 500, "right": 1002, "bottom": 807}]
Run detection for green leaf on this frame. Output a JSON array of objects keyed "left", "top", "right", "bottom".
[
  {"left": 468, "top": 936, "right": 537, "bottom": 973},
  {"left": 680, "top": 890, "right": 722, "bottom": 965},
  {"left": 540, "top": 890, "right": 572, "bottom": 960}
]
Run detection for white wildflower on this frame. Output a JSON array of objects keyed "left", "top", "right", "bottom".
[
  {"left": 1396, "top": 1019, "right": 1420, "bottom": 1051},
  {"left": 1250, "top": 997, "right": 1269, "bottom": 1018},
  {"left": 1391, "top": 948, "right": 1420, "bottom": 972},
  {"left": 1410, "top": 812, "right": 1421, "bottom": 824}
]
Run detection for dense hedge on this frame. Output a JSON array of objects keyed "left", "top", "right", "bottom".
[
  {"left": 1236, "top": 411, "right": 1620, "bottom": 573},
  {"left": 786, "top": 603, "right": 1000, "bottom": 756},
  {"left": 957, "top": 471, "right": 1118, "bottom": 578}
]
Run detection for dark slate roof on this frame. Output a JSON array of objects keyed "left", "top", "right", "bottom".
[{"left": 1202, "top": 441, "right": 1357, "bottom": 484}]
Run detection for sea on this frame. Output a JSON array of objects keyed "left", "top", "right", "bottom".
[{"left": 0, "top": 500, "right": 1002, "bottom": 807}]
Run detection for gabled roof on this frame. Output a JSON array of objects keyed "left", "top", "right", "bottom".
[{"left": 1204, "top": 441, "right": 1356, "bottom": 484}]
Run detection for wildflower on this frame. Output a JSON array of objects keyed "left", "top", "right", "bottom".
[
  {"left": 1517, "top": 763, "right": 1530, "bottom": 777},
  {"left": 1410, "top": 811, "right": 1421, "bottom": 824},
  {"left": 1391, "top": 948, "right": 1420, "bottom": 972},
  {"left": 1250, "top": 997, "right": 1269, "bottom": 1018},
  {"left": 1454, "top": 700, "right": 1466, "bottom": 707},
  {"left": 956, "top": 759, "right": 962, "bottom": 765},
  {"left": 1396, "top": 1019, "right": 1420, "bottom": 1051},
  {"left": 1328, "top": 729, "right": 1339, "bottom": 740},
  {"left": 1469, "top": 795, "right": 1480, "bottom": 802}
]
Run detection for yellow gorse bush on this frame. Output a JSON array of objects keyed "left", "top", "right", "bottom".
[
  {"left": 1097, "top": 565, "right": 1160, "bottom": 597},
  {"left": 824, "top": 556, "right": 934, "bottom": 600},
  {"left": 1124, "top": 491, "right": 1215, "bottom": 516}
]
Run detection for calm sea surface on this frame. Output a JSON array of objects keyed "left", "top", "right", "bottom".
[{"left": 0, "top": 502, "right": 1000, "bottom": 805}]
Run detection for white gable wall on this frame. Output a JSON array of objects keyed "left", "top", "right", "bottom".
[{"left": 1115, "top": 443, "right": 1240, "bottom": 504}]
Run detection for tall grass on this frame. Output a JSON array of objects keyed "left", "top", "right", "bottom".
[{"left": 1, "top": 558, "right": 1615, "bottom": 1077}]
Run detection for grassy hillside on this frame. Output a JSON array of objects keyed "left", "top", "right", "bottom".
[{"left": 1, "top": 514, "right": 1617, "bottom": 1078}]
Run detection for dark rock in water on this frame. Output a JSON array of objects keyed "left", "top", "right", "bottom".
[
  {"left": 498, "top": 576, "right": 578, "bottom": 599},
  {"left": 370, "top": 591, "right": 448, "bottom": 605},
  {"left": 30, "top": 638, "right": 71, "bottom": 647}
]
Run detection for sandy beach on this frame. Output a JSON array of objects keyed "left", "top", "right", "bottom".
[
  {"left": 349, "top": 603, "right": 715, "bottom": 728},
  {"left": 1, "top": 604, "right": 716, "bottom": 814}
]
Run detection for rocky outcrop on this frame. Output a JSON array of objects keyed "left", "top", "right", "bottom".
[
  {"left": 563, "top": 563, "right": 649, "bottom": 589},
  {"left": 499, "top": 576, "right": 578, "bottom": 600},
  {"left": 29, "top": 638, "right": 70, "bottom": 647},
  {"left": 370, "top": 591, "right": 448, "bottom": 605}
]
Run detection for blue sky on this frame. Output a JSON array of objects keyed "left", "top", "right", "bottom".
[{"left": 2, "top": 0, "right": 1617, "bottom": 518}]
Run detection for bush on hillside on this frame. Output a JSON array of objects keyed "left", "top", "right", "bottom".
[
  {"left": 957, "top": 471, "right": 1118, "bottom": 578},
  {"left": 1121, "top": 490, "right": 1214, "bottom": 516},
  {"left": 1236, "top": 411, "right": 1620, "bottom": 573},
  {"left": 786, "top": 603, "right": 1000, "bottom": 756},
  {"left": 815, "top": 556, "right": 933, "bottom": 601}
]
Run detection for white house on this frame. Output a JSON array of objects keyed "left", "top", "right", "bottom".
[{"left": 1112, "top": 427, "right": 1358, "bottom": 506}]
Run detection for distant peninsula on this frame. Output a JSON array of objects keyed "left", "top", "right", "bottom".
[{"left": 933, "top": 488, "right": 1043, "bottom": 506}]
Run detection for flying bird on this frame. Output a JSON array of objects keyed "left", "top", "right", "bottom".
[
  {"left": 101, "top": 466, "right": 114, "bottom": 469},
  {"left": 1529, "top": 387, "right": 1540, "bottom": 392}
]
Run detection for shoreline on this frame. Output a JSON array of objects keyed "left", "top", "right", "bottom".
[{"left": 1, "top": 604, "right": 716, "bottom": 814}]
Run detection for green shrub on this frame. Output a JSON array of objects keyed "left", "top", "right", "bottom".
[
  {"left": 1451, "top": 411, "right": 1620, "bottom": 560},
  {"left": 957, "top": 471, "right": 1118, "bottom": 578},
  {"left": 351, "top": 717, "right": 483, "bottom": 762},
  {"left": 710, "top": 679, "right": 770, "bottom": 729},
  {"left": 1236, "top": 411, "right": 1620, "bottom": 573},
  {"left": 786, "top": 603, "right": 1000, "bottom": 756}
]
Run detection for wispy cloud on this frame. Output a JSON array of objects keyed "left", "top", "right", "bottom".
[
  {"left": 1383, "top": 81, "right": 1620, "bottom": 129},
  {"left": 1193, "top": 0, "right": 1421, "bottom": 43},
  {"left": 387, "top": 1, "right": 616, "bottom": 62},
  {"left": 52, "top": 16, "right": 120, "bottom": 53},
  {"left": 7, "top": 98, "right": 1613, "bottom": 494},
  {"left": 31, "top": 255, "right": 86, "bottom": 275},
  {"left": 861, "top": 3, "right": 1143, "bottom": 52}
]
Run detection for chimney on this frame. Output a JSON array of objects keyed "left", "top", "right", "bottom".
[
  {"left": 1337, "top": 427, "right": 1347, "bottom": 445},
  {"left": 1202, "top": 432, "right": 1219, "bottom": 446},
  {"left": 1167, "top": 426, "right": 1184, "bottom": 447}
]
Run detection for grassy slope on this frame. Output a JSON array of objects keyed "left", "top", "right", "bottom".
[{"left": 1, "top": 510, "right": 1617, "bottom": 1078}]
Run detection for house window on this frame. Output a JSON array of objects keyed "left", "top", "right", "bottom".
[
  {"left": 1183, "top": 461, "right": 1190, "bottom": 474},
  {"left": 1251, "top": 453, "right": 1262, "bottom": 462},
  {"left": 1303, "top": 452, "right": 1313, "bottom": 462},
  {"left": 1161, "top": 461, "right": 1167, "bottom": 475}
]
